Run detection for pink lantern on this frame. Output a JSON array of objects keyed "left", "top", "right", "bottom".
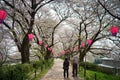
[
  {"left": 81, "top": 42, "right": 85, "bottom": 48},
  {"left": 70, "top": 48, "right": 73, "bottom": 51},
  {"left": 39, "top": 40, "right": 43, "bottom": 46},
  {"left": 62, "top": 51, "right": 65, "bottom": 54},
  {"left": 48, "top": 47, "right": 52, "bottom": 51},
  {"left": 74, "top": 46, "right": 78, "bottom": 51},
  {"left": 0, "top": 10, "right": 7, "bottom": 23},
  {"left": 110, "top": 26, "right": 119, "bottom": 36},
  {"left": 28, "top": 33, "right": 34, "bottom": 41},
  {"left": 87, "top": 39, "right": 92, "bottom": 45},
  {"left": 44, "top": 44, "right": 48, "bottom": 48},
  {"left": 65, "top": 50, "right": 70, "bottom": 53}
]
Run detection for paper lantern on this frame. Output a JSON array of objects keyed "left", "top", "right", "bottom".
[
  {"left": 70, "top": 48, "right": 73, "bottom": 51},
  {"left": 65, "top": 50, "right": 70, "bottom": 53},
  {"left": 87, "top": 39, "right": 92, "bottom": 45},
  {"left": 0, "top": 10, "right": 7, "bottom": 23},
  {"left": 28, "top": 33, "right": 34, "bottom": 41},
  {"left": 48, "top": 47, "right": 52, "bottom": 51},
  {"left": 110, "top": 26, "right": 119, "bottom": 36},
  {"left": 74, "top": 46, "right": 78, "bottom": 51},
  {"left": 39, "top": 40, "right": 43, "bottom": 46},
  {"left": 61, "top": 51, "right": 65, "bottom": 55},
  {"left": 81, "top": 43, "right": 85, "bottom": 48},
  {"left": 44, "top": 44, "right": 48, "bottom": 48}
]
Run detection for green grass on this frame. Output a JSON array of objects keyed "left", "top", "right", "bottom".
[
  {"left": 31, "top": 69, "right": 50, "bottom": 80},
  {"left": 30, "top": 61, "right": 54, "bottom": 80},
  {"left": 78, "top": 67, "right": 120, "bottom": 80}
]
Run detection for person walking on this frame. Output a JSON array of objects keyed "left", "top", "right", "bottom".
[
  {"left": 63, "top": 58, "right": 69, "bottom": 78},
  {"left": 72, "top": 55, "right": 79, "bottom": 77}
]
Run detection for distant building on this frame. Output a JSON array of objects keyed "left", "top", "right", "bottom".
[
  {"left": 99, "top": 57, "right": 120, "bottom": 68},
  {"left": 98, "top": 57, "right": 120, "bottom": 75}
]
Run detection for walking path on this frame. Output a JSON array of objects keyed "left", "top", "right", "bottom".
[{"left": 40, "top": 58, "right": 82, "bottom": 80}]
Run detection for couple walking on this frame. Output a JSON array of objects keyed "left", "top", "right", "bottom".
[{"left": 63, "top": 56, "right": 79, "bottom": 78}]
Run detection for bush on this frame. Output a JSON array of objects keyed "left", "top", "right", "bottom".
[
  {"left": 32, "top": 61, "right": 43, "bottom": 69},
  {"left": 80, "top": 62, "right": 98, "bottom": 70},
  {"left": 0, "top": 58, "right": 54, "bottom": 80},
  {"left": 79, "top": 62, "right": 115, "bottom": 75},
  {"left": 0, "top": 65, "right": 10, "bottom": 80},
  {"left": 13, "top": 63, "right": 34, "bottom": 80},
  {"left": 0, "top": 64, "right": 33, "bottom": 80}
]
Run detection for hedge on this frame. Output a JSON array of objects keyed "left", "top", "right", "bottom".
[
  {"left": 0, "top": 58, "right": 54, "bottom": 80},
  {"left": 79, "top": 62, "right": 120, "bottom": 75}
]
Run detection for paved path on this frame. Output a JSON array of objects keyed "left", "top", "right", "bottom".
[{"left": 40, "top": 58, "right": 82, "bottom": 80}]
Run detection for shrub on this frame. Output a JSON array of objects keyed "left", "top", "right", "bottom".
[
  {"left": 79, "top": 62, "right": 115, "bottom": 75},
  {"left": 0, "top": 64, "right": 33, "bottom": 80},
  {"left": 0, "top": 58, "right": 54, "bottom": 80},
  {"left": 13, "top": 63, "right": 34, "bottom": 80}
]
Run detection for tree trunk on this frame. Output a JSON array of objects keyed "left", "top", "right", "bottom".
[
  {"left": 20, "top": 10, "right": 35, "bottom": 63},
  {"left": 21, "top": 35, "right": 30, "bottom": 63},
  {"left": 79, "top": 52, "right": 86, "bottom": 62},
  {"left": 44, "top": 50, "right": 51, "bottom": 60}
]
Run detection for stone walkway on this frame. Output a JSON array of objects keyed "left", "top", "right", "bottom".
[{"left": 40, "top": 58, "right": 82, "bottom": 80}]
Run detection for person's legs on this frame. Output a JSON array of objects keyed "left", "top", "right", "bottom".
[
  {"left": 72, "top": 63, "right": 76, "bottom": 77},
  {"left": 76, "top": 65, "right": 78, "bottom": 77},
  {"left": 72, "top": 65, "right": 74, "bottom": 76},
  {"left": 67, "top": 69, "right": 69, "bottom": 78},
  {"left": 64, "top": 69, "right": 66, "bottom": 78},
  {"left": 74, "top": 64, "right": 77, "bottom": 77}
]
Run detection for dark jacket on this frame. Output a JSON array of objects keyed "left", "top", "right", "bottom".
[{"left": 63, "top": 58, "right": 69, "bottom": 69}]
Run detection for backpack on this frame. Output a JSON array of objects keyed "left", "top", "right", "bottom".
[{"left": 63, "top": 61, "right": 69, "bottom": 69}]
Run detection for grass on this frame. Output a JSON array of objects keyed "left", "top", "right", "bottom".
[
  {"left": 78, "top": 67, "right": 120, "bottom": 80},
  {"left": 31, "top": 69, "right": 49, "bottom": 80},
  {"left": 30, "top": 61, "right": 54, "bottom": 80}
]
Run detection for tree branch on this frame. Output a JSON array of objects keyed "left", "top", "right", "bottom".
[
  {"left": 98, "top": 0, "right": 120, "bottom": 20},
  {"left": 36, "top": 0, "right": 54, "bottom": 12}
]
